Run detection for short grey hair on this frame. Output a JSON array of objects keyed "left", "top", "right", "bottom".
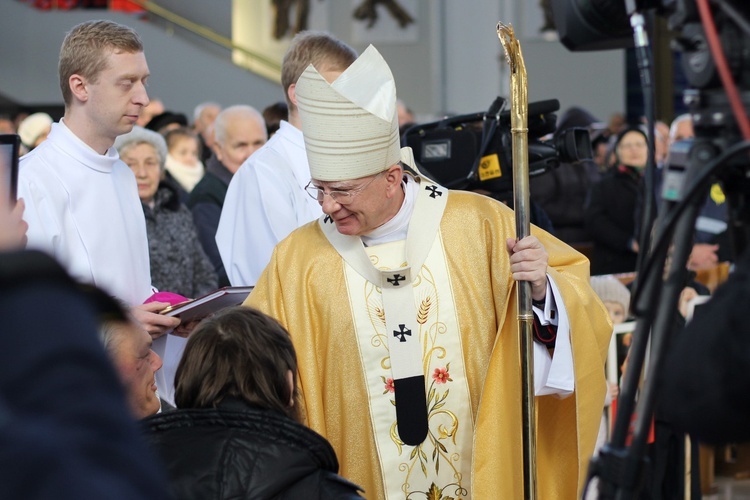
[
  {"left": 113, "top": 125, "right": 168, "bottom": 172},
  {"left": 99, "top": 320, "right": 127, "bottom": 355},
  {"left": 669, "top": 113, "right": 692, "bottom": 142},
  {"left": 213, "top": 105, "right": 265, "bottom": 146},
  {"left": 96, "top": 297, "right": 136, "bottom": 355},
  {"left": 193, "top": 101, "right": 221, "bottom": 124}
]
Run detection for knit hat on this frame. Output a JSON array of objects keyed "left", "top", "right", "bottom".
[
  {"left": 145, "top": 111, "right": 188, "bottom": 133},
  {"left": 590, "top": 275, "right": 631, "bottom": 318},
  {"left": 295, "top": 44, "right": 402, "bottom": 181},
  {"left": 18, "top": 112, "right": 53, "bottom": 148}
]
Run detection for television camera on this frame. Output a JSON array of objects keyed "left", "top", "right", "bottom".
[{"left": 401, "top": 97, "right": 592, "bottom": 194}]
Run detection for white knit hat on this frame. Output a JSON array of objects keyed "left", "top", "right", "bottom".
[
  {"left": 295, "top": 44, "right": 402, "bottom": 181},
  {"left": 590, "top": 275, "right": 631, "bottom": 318},
  {"left": 18, "top": 112, "right": 53, "bottom": 148}
]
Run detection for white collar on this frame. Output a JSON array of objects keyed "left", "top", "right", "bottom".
[{"left": 51, "top": 119, "right": 121, "bottom": 173}]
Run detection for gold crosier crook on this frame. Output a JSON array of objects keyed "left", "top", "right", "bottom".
[{"left": 497, "top": 22, "right": 537, "bottom": 500}]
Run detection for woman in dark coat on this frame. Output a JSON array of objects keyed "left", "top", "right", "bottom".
[
  {"left": 143, "top": 307, "right": 364, "bottom": 500},
  {"left": 584, "top": 127, "right": 649, "bottom": 275},
  {"left": 115, "top": 126, "right": 217, "bottom": 298}
]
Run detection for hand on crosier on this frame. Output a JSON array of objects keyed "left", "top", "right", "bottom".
[{"left": 506, "top": 235, "right": 549, "bottom": 301}]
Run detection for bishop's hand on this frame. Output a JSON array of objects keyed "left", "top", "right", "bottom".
[{"left": 506, "top": 235, "right": 549, "bottom": 302}]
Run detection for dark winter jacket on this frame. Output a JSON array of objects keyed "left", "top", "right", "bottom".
[
  {"left": 143, "top": 399, "right": 364, "bottom": 500},
  {"left": 530, "top": 105, "right": 603, "bottom": 245},
  {"left": 0, "top": 251, "right": 170, "bottom": 500},
  {"left": 530, "top": 160, "right": 601, "bottom": 244},
  {"left": 188, "top": 154, "right": 232, "bottom": 287},
  {"left": 584, "top": 165, "right": 642, "bottom": 275},
  {"left": 143, "top": 180, "right": 217, "bottom": 298}
]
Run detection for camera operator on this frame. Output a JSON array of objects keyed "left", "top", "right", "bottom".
[{"left": 530, "top": 106, "right": 603, "bottom": 246}]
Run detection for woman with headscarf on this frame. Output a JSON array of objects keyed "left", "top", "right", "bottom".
[{"left": 584, "top": 126, "right": 649, "bottom": 275}]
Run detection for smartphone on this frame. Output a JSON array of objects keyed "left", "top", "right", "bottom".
[{"left": 0, "top": 134, "right": 20, "bottom": 206}]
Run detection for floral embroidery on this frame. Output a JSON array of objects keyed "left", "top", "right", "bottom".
[
  {"left": 361, "top": 257, "right": 470, "bottom": 497},
  {"left": 382, "top": 376, "right": 395, "bottom": 394},
  {"left": 433, "top": 367, "right": 452, "bottom": 384}
]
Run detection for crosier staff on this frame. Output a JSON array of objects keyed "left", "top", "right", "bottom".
[{"left": 497, "top": 22, "right": 537, "bottom": 500}]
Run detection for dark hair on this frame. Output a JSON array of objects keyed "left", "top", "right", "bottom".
[
  {"left": 145, "top": 111, "right": 188, "bottom": 134},
  {"left": 174, "top": 307, "right": 299, "bottom": 421},
  {"left": 262, "top": 101, "right": 288, "bottom": 137}
]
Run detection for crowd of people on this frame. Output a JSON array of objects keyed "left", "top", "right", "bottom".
[{"left": 0, "top": 14, "right": 735, "bottom": 500}]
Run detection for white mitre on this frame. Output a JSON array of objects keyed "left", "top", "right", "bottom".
[{"left": 295, "top": 44, "right": 404, "bottom": 181}]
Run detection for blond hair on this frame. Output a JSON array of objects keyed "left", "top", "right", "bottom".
[
  {"left": 281, "top": 31, "right": 357, "bottom": 110},
  {"left": 58, "top": 20, "right": 143, "bottom": 106}
]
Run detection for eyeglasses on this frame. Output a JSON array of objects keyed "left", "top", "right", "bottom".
[{"left": 304, "top": 172, "right": 383, "bottom": 204}]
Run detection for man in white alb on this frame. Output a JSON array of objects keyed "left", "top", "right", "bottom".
[
  {"left": 216, "top": 32, "right": 357, "bottom": 286},
  {"left": 18, "top": 20, "right": 184, "bottom": 403}
]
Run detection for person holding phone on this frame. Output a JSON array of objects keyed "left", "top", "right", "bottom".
[
  {"left": 0, "top": 134, "right": 26, "bottom": 250},
  {"left": 0, "top": 198, "right": 25, "bottom": 251}
]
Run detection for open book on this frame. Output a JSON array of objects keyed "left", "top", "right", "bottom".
[{"left": 159, "top": 286, "right": 254, "bottom": 321}]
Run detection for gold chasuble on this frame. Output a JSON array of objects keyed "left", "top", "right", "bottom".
[{"left": 246, "top": 187, "right": 612, "bottom": 499}]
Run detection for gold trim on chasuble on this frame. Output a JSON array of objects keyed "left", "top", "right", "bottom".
[{"left": 344, "top": 237, "right": 474, "bottom": 499}]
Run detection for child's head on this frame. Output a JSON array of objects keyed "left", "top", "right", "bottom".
[
  {"left": 164, "top": 127, "right": 201, "bottom": 166},
  {"left": 590, "top": 275, "right": 631, "bottom": 324},
  {"left": 174, "top": 306, "right": 299, "bottom": 421}
]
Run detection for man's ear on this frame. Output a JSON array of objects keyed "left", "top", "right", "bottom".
[
  {"left": 69, "top": 74, "right": 88, "bottom": 103},
  {"left": 384, "top": 164, "right": 404, "bottom": 197},
  {"left": 287, "top": 84, "right": 298, "bottom": 107},
  {"left": 212, "top": 143, "right": 224, "bottom": 164}
]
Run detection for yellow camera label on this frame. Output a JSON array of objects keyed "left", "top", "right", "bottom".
[
  {"left": 710, "top": 183, "right": 725, "bottom": 205},
  {"left": 478, "top": 154, "right": 502, "bottom": 181}
]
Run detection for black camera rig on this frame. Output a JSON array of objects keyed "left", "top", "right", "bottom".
[
  {"left": 551, "top": 1, "right": 750, "bottom": 498},
  {"left": 401, "top": 97, "right": 592, "bottom": 193}
]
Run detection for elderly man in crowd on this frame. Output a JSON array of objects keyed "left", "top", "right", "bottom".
[
  {"left": 188, "top": 105, "right": 266, "bottom": 287},
  {"left": 245, "top": 45, "right": 612, "bottom": 498},
  {"left": 192, "top": 101, "right": 221, "bottom": 163},
  {"left": 99, "top": 313, "right": 166, "bottom": 419}
]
